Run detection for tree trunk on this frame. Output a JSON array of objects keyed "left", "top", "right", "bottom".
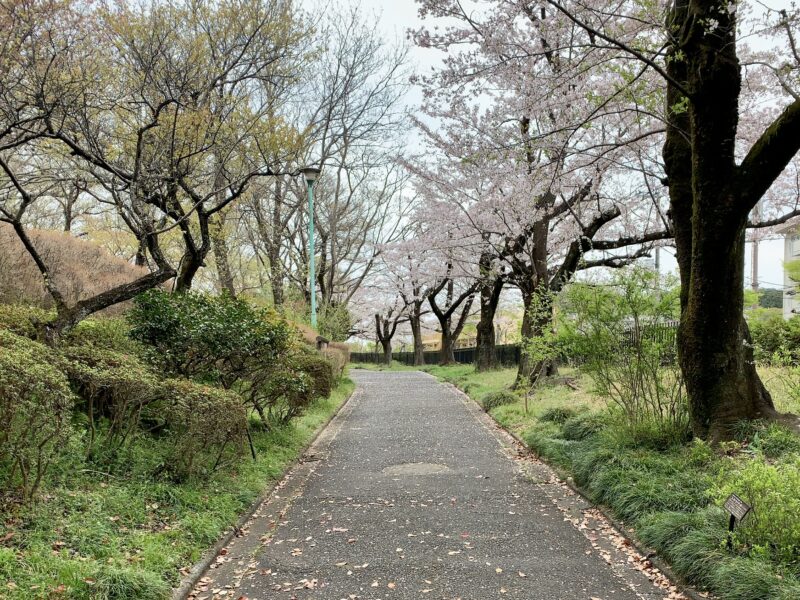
[
  {"left": 439, "top": 321, "right": 455, "bottom": 365},
  {"left": 381, "top": 339, "right": 392, "bottom": 365},
  {"left": 211, "top": 211, "right": 236, "bottom": 296},
  {"left": 665, "top": 0, "right": 777, "bottom": 440},
  {"left": 515, "top": 288, "right": 557, "bottom": 388},
  {"left": 269, "top": 181, "right": 285, "bottom": 306},
  {"left": 174, "top": 250, "right": 203, "bottom": 292},
  {"left": 410, "top": 304, "right": 425, "bottom": 366},
  {"left": 476, "top": 275, "right": 503, "bottom": 372}
]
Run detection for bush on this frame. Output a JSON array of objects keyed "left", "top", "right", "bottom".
[
  {"left": 324, "top": 344, "right": 349, "bottom": 377},
  {"left": 562, "top": 411, "right": 608, "bottom": 441},
  {"left": 713, "top": 457, "right": 800, "bottom": 567},
  {"left": 0, "top": 304, "right": 51, "bottom": 338},
  {"left": 749, "top": 311, "right": 800, "bottom": 364},
  {"left": 158, "top": 379, "right": 249, "bottom": 480},
  {"left": 245, "top": 367, "right": 314, "bottom": 426},
  {"left": 0, "top": 330, "right": 74, "bottom": 502},
  {"left": 129, "top": 290, "right": 291, "bottom": 386},
  {"left": 561, "top": 269, "right": 689, "bottom": 438},
  {"left": 481, "top": 390, "right": 518, "bottom": 411},
  {"left": 294, "top": 351, "right": 335, "bottom": 399},
  {"left": 317, "top": 302, "right": 353, "bottom": 342},
  {"left": 65, "top": 317, "right": 144, "bottom": 356},
  {"left": 62, "top": 345, "right": 160, "bottom": 454}
]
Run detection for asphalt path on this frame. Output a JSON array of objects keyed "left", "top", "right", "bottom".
[{"left": 192, "top": 370, "right": 681, "bottom": 600}]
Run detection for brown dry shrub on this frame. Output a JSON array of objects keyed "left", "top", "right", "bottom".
[{"left": 0, "top": 223, "right": 151, "bottom": 313}]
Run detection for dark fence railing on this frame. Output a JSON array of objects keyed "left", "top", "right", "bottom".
[
  {"left": 350, "top": 343, "right": 522, "bottom": 367},
  {"left": 350, "top": 322, "right": 680, "bottom": 368}
]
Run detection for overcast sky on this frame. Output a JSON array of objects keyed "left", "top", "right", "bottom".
[{"left": 304, "top": 0, "right": 792, "bottom": 293}]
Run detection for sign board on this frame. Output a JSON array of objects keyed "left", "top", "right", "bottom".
[{"left": 724, "top": 493, "right": 752, "bottom": 522}]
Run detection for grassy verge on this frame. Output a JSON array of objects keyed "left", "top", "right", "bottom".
[
  {"left": 414, "top": 363, "right": 800, "bottom": 600},
  {"left": 0, "top": 378, "right": 354, "bottom": 600}
]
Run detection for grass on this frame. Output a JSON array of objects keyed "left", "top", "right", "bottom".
[
  {"left": 0, "top": 378, "right": 354, "bottom": 600},
  {"left": 757, "top": 365, "right": 800, "bottom": 414},
  {"left": 407, "top": 361, "right": 800, "bottom": 600}
]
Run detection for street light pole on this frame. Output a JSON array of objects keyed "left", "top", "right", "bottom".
[{"left": 301, "top": 167, "right": 321, "bottom": 329}]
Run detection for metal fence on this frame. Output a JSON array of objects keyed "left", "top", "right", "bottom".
[
  {"left": 350, "top": 322, "right": 680, "bottom": 368},
  {"left": 350, "top": 344, "right": 522, "bottom": 367}
]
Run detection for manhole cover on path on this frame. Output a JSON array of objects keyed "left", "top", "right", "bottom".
[{"left": 382, "top": 462, "right": 451, "bottom": 475}]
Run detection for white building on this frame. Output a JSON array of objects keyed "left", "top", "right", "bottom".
[{"left": 781, "top": 224, "right": 800, "bottom": 319}]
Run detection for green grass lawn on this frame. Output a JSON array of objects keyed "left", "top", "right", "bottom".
[
  {"left": 0, "top": 379, "right": 354, "bottom": 600},
  {"left": 400, "top": 361, "right": 800, "bottom": 600}
]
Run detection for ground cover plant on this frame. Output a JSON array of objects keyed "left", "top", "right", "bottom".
[{"left": 0, "top": 301, "right": 352, "bottom": 599}]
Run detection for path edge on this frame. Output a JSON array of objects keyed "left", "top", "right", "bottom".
[
  {"left": 435, "top": 377, "right": 710, "bottom": 600},
  {"left": 171, "top": 383, "right": 357, "bottom": 600}
]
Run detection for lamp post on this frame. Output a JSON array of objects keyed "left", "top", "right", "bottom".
[{"left": 301, "top": 167, "right": 321, "bottom": 329}]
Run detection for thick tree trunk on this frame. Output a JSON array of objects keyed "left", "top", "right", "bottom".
[
  {"left": 676, "top": 225, "right": 776, "bottom": 439},
  {"left": 439, "top": 322, "right": 455, "bottom": 365},
  {"left": 664, "top": 0, "right": 777, "bottom": 440},
  {"left": 174, "top": 250, "right": 203, "bottom": 292},
  {"left": 476, "top": 275, "right": 503, "bottom": 372},
  {"left": 515, "top": 288, "right": 557, "bottom": 388},
  {"left": 410, "top": 305, "right": 425, "bottom": 366},
  {"left": 381, "top": 339, "right": 392, "bottom": 365}
]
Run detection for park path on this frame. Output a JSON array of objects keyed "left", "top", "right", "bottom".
[{"left": 190, "top": 370, "right": 684, "bottom": 600}]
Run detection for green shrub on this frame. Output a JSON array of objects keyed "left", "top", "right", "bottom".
[
  {"left": 159, "top": 379, "right": 249, "bottom": 480},
  {"left": 540, "top": 405, "right": 585, "bottom": 424},
  {"left": 129, "top": 290, "right": 291, "bottom": 385},
  {"left": 65, "top": 317, "right": 144, "bottom": 355},
  {"left": 294, "top": 351, "right": 335, "bottom": 399},
  {"left": 317, "top": 302, "right": 353, "bottom": 342},
  {"left": 713, "top": 457, "right": 800, "bottom": 566},
  {"left": 0, "top": 304, "right": 51, "bottom": 338},
  {"left": 561, "top": 269, "right": 688, "bottom": 437},
  {"left": 481, "top": 390, "right": 518, "bottom": 411},
  {"left": 562, "top": 412, "right": 608, "bottom": 441},
  {"left": 62, "top": 345, "right": 160, "bottom": 454},
  {"left": 749, "top": 311, "right": 800, "bottom": 364},
  {"left": 0, "top": 330, "right": 74, "bottom": 502},
  {"left": 245, "top": 367, "right": 314, "bottom": 426}
]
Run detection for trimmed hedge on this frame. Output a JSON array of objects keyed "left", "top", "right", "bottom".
[
  {"left": 159, "top": 379, "right": 249, "bottom": 480},
  {"left": 0, "top": 330, "right": 74, "bottom": 502}
]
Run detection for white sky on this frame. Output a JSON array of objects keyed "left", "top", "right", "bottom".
[{"left": 305, "top": 0, "right": 792, "bottom": 292}]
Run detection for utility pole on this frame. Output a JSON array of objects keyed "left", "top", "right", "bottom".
[{"left": 301, "top": 167, "right": 322, "bottom": 329}]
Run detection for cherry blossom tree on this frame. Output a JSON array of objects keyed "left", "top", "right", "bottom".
[
  {"left": 410, "top": 0, "right": 671, "bottom": 385},
  {"left": 411, "top": 1, "right": 800, "bottom": 437}
]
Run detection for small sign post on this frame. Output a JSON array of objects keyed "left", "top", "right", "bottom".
[{"left": 723, "top": 493, "right": 752, "bottom": 549}]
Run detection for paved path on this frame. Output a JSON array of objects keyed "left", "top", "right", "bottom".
[{"left": 192, "top": 370, "right": 682, "bottom": 600}]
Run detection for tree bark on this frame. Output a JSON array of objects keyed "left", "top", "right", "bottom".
[
  {"left": 514, "top": 288, "right": 557, "bottom": 388},
  {"left": 211, "top": 210, "right": 236, "bottom": 296},
  {"left": 476, "top": 273, "right": 503, "bottom": 371},
  {"left": 409, "top": 301, "right": 425, "bottom": 366},
  {"left": 664, "top": 0, "right": 780, "bottom": 440},
  {"left": 380, "top": 338, "right": 392, "bottom": 365}
]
